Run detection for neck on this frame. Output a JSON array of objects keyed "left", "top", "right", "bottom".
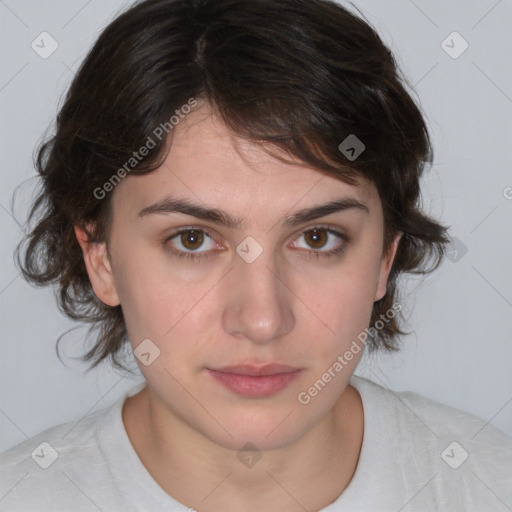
[{"left": 122, "top": 384, "right": 363, "bottom": 512}]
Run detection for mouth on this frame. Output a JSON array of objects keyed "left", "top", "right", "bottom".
[{"left": 206, "top": 363, "right": 302, "bottom": 397}]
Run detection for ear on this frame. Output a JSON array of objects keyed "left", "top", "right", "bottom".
[
  {"left": 374, "top": 232, "right": 402, "bottom": 302},
  {"left": 74, "top": 225, "right": 120, "bottom": 307}
]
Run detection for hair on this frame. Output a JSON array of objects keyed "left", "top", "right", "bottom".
[{"left": 15, "top": 0, "right": 449, "bottom": 374}]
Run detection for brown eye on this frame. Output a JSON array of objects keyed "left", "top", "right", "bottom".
[
  {"left": 304, "top": 228, "right": 328, "bottom": 249},
  {"left": 292, "top": 226, "right": 349, "bottom": 259},
  {"left": 179, "top": 230, "right": 204, "bottom": 250},
  {"left": 164, "top": 228, "right": 218, "bottom": 261}
]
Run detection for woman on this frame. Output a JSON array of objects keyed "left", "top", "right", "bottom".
[{"left": 1, "top": 0, "right": 510, "bottom": 510}]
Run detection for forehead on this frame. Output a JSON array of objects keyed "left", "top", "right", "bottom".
[{"left": 112, "top": 102, "right": 379, "bottom": 222}]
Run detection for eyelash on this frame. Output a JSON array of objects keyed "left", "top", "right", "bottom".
[{"left": 162, "top": 225, "right": 350, "bottom": 262}]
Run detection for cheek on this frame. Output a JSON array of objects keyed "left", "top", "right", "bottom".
[
  {"left": 110, "top": 244, "right": 175, "bottom": 341},
  {"left": 112, "top": 248, "right": 219, "bottom": 363},
  {"left": 305, "top": 280, "right": 373, "bottom": 357},
  {"left": 304, "top": 249, "right": 382, "bottom": 352}
]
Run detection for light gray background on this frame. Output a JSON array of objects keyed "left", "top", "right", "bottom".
[{"left": 1, "top": 0, "right": 511, "bottom": 452}]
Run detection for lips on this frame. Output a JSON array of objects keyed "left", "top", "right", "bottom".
[
  {"left": 213, "top": 363, "right": 301, "bottom": 376},
  {"left": 206, "top": 363, "right": 302, "bottom": 397}
]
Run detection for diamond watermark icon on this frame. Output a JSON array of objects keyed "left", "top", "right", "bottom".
[
  {"left": 338, "top": 134, "right": 365, "bottom": 161},
  {"left": 31, "top": 32, "right": 59, "bottom": 59},
  {"left": 441, "top": 441, "right": 469, "bottom": 469},
  {"left": 446, "top": 236, "right": 468, "bottom": 263},
  {"left": 31, "top": 441, "right": 59, "bottom": 469},
  {"left": 134, "top": 338, "right": 161, "bottom": 366},
  {"left": 236, "top": 236, "right": 263, "bottom": 263},
  {"left": 237, "top": 442, "right": 262, "bottom": 468},
  {"left": 441, "top": 31, "right": 469, "bottom": 59}
]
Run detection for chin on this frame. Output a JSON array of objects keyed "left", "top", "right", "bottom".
[{"left": 199, "top": 408, "right": 310, "bottom": 453}]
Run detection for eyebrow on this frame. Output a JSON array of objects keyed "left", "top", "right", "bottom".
[{"left": 138, "top": 195, "right": 369, "bottom": 229}]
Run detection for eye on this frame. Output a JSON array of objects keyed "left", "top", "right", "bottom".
[
  {"left": 164, "top": 228, "right": 219, "bottom": 261},
  {"left": 291, "top": 227, "right": 349, "bottom": 259}
]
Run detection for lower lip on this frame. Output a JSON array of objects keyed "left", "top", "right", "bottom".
[{"left": 206, "top": 369, "right": 302, "bottom": 397}]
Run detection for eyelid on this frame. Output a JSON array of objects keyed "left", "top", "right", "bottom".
[{"left": 289, "top": 223, "right": 348, "bottom": 242}]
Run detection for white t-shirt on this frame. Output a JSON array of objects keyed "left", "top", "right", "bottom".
[{"left": 1, "top": 375, "right": 511, "bottom": 511}]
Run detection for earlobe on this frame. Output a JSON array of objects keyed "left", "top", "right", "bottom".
[
  {"left": 74, "top": 225, "right": 120, "bottom": 307},
  {"left": 374, "top": 232, "right": 402, "bottom": 302}
]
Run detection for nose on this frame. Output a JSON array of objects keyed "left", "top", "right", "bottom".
[{"left": 221, "top": 248, "right": 296, "bottom": 346}]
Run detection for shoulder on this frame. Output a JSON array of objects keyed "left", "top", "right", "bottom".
[
  {"left": 352, "top": 374, "right": 512, "bottom": 446},
  {"left": 0, "top": 402, "right": 121, "bottom": 511},
  {"left": 351, "top": 375, "right": 512, "bottom": 509}
]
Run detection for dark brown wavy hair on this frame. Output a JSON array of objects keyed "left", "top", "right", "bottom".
[{"left": 15, "top": 0, "right": 449, "bottom": 374}]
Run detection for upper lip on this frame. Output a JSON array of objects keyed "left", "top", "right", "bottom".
[{"left": 210, "top": 364, "right": 301, "bottom": 376}]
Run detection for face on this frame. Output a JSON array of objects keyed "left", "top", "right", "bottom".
[{"left": 78, "top": 101, "right": 400, "bottom": 451}]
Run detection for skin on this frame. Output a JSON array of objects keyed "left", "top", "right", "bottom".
[{"left": 75, "top": 100, "right": 401, "bottom": 512}]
